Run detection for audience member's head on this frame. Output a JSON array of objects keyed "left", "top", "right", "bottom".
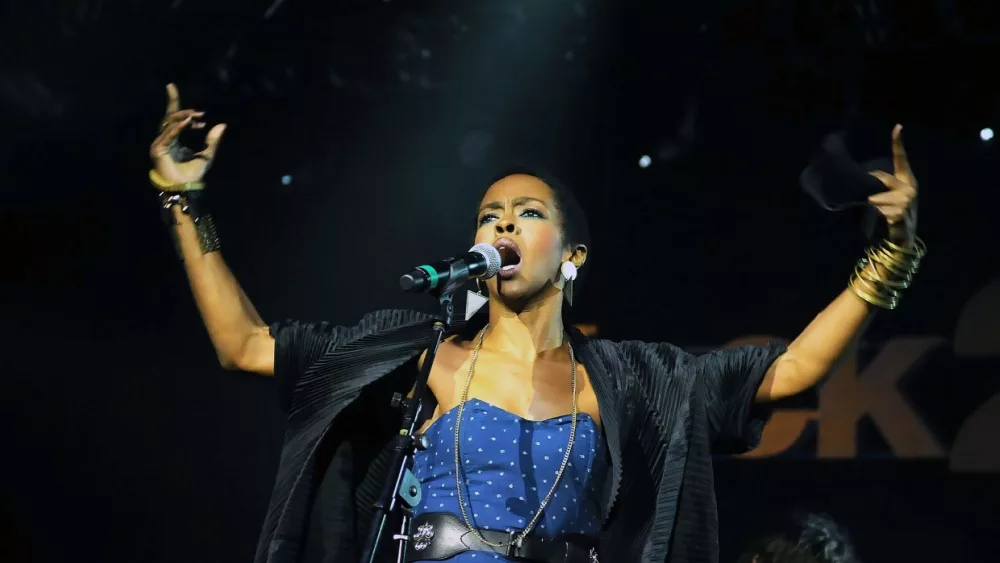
[
  {"left": 737, "top": 512, "right": 859, "bottom": 563},
  {"left": 737, "top": 536, "right": 820, "bottom": 563}
]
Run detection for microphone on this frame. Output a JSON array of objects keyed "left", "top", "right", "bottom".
[{"left": 399, "top": 243, "right": 502, "bottom": 293}]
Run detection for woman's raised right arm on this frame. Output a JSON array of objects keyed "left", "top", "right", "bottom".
[
  {"left": 170, "top": 208, "right": 275, "bottom": 375},
  {"left": 151, "top": 84, "right": 274, "bottom": 376}
]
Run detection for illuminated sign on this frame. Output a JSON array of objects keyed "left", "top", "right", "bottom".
[
  {"left": 583, "top": 279, "right": 1000, "bottom": 473},
  {"left": 735, "top": 278, "right": 1000, "bottom": 473},
  {"left": 728, "top": 335, "right": 998, "bottom": 473}
]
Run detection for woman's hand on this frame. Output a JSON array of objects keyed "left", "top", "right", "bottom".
[
  {"left": 149, "top": 83, "right": 227, "bottom": 186},
  {"left": 869, "top": 124, "right": 918, "bottom": 246}
]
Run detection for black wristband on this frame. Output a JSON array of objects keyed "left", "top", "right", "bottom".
[{"left": 158, "top": 191, "right": 221, "bottom": 256}]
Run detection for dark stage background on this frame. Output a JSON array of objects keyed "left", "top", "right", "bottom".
[{"left": 2, "top": 1, "right": 999, "bottom": 562}]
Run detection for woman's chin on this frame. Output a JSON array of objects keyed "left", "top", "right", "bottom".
[
  {"left": 494, "top": 279, "right": 555, "bottom": 310},
  {"left": 494, "top": 278, "right": 534, "bottom": 302},
  {"left": 496, "top": 278, "right": 528, "bottom": 298}
]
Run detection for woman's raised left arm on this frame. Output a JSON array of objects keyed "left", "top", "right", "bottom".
[{"left": 757, "top": 124, "right": 923, "bottom": 403}]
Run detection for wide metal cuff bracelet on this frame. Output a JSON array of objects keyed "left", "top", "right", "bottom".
[{"left": 158, "top": 190, "right": 221, "bottom": 255}]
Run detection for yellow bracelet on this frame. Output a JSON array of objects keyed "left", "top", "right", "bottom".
[{"left": 149, "top": 169, "right": 205, "bottom": 192}]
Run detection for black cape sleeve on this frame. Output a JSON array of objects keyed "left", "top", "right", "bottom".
[
  {"left": 694, "top": 341, "right": 788, "bottom": 453},
  {"left": 268, "top": 320, "right": 344, "bottom": 412}
]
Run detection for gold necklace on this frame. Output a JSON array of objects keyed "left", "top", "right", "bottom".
[{"left": 453, "top": 325, "right": 578, "bottom": 549}]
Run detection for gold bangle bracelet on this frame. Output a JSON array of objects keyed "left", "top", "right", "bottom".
[
  {"left": 149, "top": 169, "right": 205, "bottom": 192},
  {"left": 849, "top": 274, "right": 899, "bottom": 309},
  {"left": 883, "top": 236, "right": 927, "bottom": 258},
  {"left": 869, "top": 246, "right": 918, "bottom": 275},
  {"left": 847, "top": 237, "right": 926, "bottom": 311},
  {"left": 859, "top": 255, "right": 912, "bottom": 289},
  {"left": 852, "top": 271, "right": 899, "bottom": 301}
]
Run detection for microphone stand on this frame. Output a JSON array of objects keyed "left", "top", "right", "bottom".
[{"left": 360, "top": 265, "right": 469, "bottom": 563}]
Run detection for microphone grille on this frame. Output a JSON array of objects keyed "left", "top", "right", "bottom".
[{"left": 470, "top": 243, "right": 502, "bottom": 278}]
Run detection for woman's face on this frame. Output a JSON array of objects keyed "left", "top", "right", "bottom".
[{"left": 475, "top": 174, "right": 579, "bottom": 305}]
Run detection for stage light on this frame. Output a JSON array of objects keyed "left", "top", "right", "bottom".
[
  {"left": 638, "top": 155, "right": 651, "bottom": 168},
  {"left": 281, "top": 175, "right": 293, "bottom": 185},
  {"left": 980, "top": 128, "right": 994, "bottom": 142}
]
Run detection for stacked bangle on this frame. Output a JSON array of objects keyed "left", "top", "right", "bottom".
[{"left": 848, "top": 237, "right": 926, "bottom": 310}]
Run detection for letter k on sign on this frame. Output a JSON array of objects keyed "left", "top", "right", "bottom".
[{"left": 741, "top": 337, "right": 947, "bottom": 460}]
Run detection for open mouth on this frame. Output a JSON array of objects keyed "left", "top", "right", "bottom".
[{"left": 493, "top": 238, "right": 522, "bottom": 280}]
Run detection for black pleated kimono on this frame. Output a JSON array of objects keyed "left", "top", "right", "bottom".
[{"left": 253, "top": 309, "right": 786, "bottom": 563}]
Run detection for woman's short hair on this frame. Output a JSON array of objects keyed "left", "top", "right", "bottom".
[{"left": 488, "top": 167, "right": 591, "bottom": 251}]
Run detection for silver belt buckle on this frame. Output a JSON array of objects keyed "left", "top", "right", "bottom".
[{"left": 411, "top": 522, "right": 435, "bottom": 552}]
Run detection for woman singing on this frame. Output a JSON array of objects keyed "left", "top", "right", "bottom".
[{"left": 150, "top": 84, "right": 922, "bottom": 563}]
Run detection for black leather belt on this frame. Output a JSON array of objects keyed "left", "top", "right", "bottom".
[{"left": 404, "top": 512, "right": 598, "bottom": 563}]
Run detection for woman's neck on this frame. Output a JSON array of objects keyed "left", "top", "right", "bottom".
[{"left": 484, "top": 286, "right": 566, "bottom": 360}]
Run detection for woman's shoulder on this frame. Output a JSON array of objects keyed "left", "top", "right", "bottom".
[
  {"left": 274, "top": 308, "right": 432, "bottom": 332},
  {"left": 270, "top": 308, "right": 436, "bottom": 349},
  {"left": 585, "top": 338, "right": 693, "bottom": 370},
  {"left": 573, "top": 338, "right": 700, "bottom": 400}
]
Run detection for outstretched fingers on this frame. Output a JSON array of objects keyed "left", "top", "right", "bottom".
[
  {"left": 166, "top": 83, "right": 181, "bottom": 115},
  {"left": 150, "top": 116, "right": 194, "bottom": 158},
  {"left": 891, "top": 124, "right": 917, "bottom": 187},
  {"left": 195, "top": 123, "right": 227, "bottom": 160},
  {"left": 868, "top": 187, "right": 911, "bottom": 207},
  {"left": 869, "top": 169, "right": 916, "bottom": 197},
  {"left": 162, "top": 109, "right": 205, "bottom": 130}
]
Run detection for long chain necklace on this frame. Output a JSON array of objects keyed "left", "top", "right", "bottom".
[{"left": 453, "top": 325, "right": 579, "bottom": 549}]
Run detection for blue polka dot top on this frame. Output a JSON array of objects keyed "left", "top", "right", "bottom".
[{"left": 411, "top": 399, "right": 608, "bottom": 562}]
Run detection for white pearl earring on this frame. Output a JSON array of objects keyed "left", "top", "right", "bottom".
[
  {"left": 560, "top": 261, "right": 578, "bottom": 281},
  {"left": 561, "top": 261, "right": 577, "bottom": 306}
]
